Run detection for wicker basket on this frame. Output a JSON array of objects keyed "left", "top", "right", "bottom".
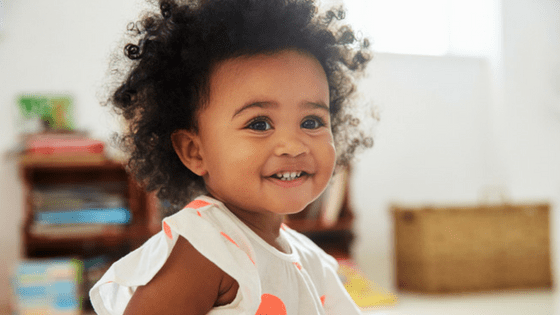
[{"left": 392, "top": 202, "right": 552, "bottom": 293}]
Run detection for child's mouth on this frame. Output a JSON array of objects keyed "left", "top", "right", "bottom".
[{"left": 270, "top": 171, "right": 306, "bottom": 181}]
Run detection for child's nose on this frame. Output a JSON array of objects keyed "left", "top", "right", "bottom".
[{"left": 273, "top": 131, "right": 310, "bottom": 157}]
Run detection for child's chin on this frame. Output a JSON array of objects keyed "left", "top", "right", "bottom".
[{"left": 268, "top": 200, "right": 313, "bottom": 215}]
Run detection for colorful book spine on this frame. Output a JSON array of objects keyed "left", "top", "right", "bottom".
[
  {"left": 26, "top": 137, "right": 105, "bottom": 155},
  {"left": 34, "top": 208, "right": 131, "bottom": 225},
  {"left": 11, "top": 259, "right": 82, "bottom": 315}
]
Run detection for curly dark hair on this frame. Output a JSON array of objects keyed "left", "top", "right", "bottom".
[{"left": 108, "top": 0, "right": 374, "bottom": 212}]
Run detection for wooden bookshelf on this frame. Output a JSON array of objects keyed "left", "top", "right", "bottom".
[
  {"left": 19, "top": 157, "right": 156, "bottom": 258},
  {"left": 17, "top": 155, "right": 157, "bottom": 313}
]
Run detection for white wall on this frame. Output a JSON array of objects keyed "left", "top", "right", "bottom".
[
  {"left": 351, "top": 0, "right": 560, "bottom": 292},
  {"left": 351, "top": 53, "right": 496, "bottom": 289},
  {"left": 0, "top": 0, "right": 147, "bottom": 305},
  {"left": 499, "top": 0, "right": 560, "bottom": 288},
  {"left": 0, "top": 0, "right": 559, "bottom": 305}
]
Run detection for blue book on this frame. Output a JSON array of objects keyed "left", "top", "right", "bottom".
[
  {"left": 12, "top": 259, "right": 81, "bottom": 314},
  {"left": 34, "top": 207, "right": 131, "bottom": 225}
]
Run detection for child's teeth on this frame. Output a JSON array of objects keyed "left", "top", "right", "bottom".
[{"left": 275, "top": 171, "right": 302, "bottom": 181}]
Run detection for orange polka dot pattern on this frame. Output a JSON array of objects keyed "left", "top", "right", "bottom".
[
  {"left": 187, "top": 199, "right": 211, "bottom": 209},
  {"left": 255, "top": 293, "right": 287, "bottom": 315},
  {"left": 220, "top": 231, "right": 256, "bottom": 265},
  {"left": 221, "top": 231, "right": 239, "bottom": 247},
  {"left": 163, "top": 222, "right": 173, "bottom": 239},
  {"left": 164, "top": 200, "right": 211, "bottom": 240}
]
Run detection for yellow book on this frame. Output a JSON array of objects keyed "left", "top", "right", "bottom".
[{"left": 337, "top": 259, "right": 398, "bottom": 308}]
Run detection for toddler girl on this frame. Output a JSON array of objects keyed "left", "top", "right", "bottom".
[{"left": 90, "top": 0, "right": 373, "bottom": 314}]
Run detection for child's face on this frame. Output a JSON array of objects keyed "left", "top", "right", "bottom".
[{"left": 182, "top": 49, "right": 335, "bottom": 216}]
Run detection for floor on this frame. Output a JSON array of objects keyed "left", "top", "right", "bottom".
[
  {"left": 362, "top": 289, "right": 557, "bottom": 315},
  {"left": 3, "top": 289, "right": 555, "bottom": 314}
]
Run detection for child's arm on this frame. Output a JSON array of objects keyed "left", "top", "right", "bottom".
[{"left": 123, "top": 235, "right": 239, "bottom": 315}]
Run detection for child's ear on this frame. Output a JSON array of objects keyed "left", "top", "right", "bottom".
[{"left": 171, "top": 130, "right": 207, "bottom": 176}]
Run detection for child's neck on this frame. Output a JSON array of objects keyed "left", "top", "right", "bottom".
[{"left": 222, "top": 202, "right": 288, "bottom": 253}]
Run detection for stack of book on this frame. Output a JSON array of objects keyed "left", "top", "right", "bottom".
[
  {"left": 11, "top": 258, "right": 82, "bottom": 315},
  {"left": 20, "top": 132, "right": 107, "bottom": 165},
  {"left": 30, "top": 183, "right": 131, "bottom": 239}
]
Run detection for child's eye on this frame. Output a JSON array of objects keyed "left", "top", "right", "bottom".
[
  {"left": 247, "top": 118, "right": 272, "bottom": 131},
  {"left": 301, "top": 116, "right": 325, "bottom": 129}
]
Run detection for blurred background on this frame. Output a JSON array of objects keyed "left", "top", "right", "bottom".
[{"left": 1, "top": 0, "right": 559, "bottom": 313}]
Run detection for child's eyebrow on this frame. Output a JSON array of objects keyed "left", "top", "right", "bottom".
[
  {"left": 301, "top": 101, "right": 329, "bottom": 113},
  {"left": 232, "top": 102, "right": 277, "bottom": 119},
  {"left": 232, "top": 101, "right": 329, "bottom": 119}
]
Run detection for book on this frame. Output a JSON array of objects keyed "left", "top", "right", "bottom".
[
  {"left": 320, "top": 166, "right": 349, "bottom": 228},
  {"left": 34, "top": 208, "right": 131, "bottom": 225},
  {"left": 27, "top": 138, "right": 104, "bottom": 155},
  {"left": 30, "top": 224, "right": 126, "bottom": 239},
  {"left": 32, "top": 184, "right": 127, "bottom": 213},
  {"left": 11, "top": 258, "right": 82, "bottom": 315},
  {"left": 337, "top": 259, "right": 398, "bottom": 308},
  {"left": 20, "top": 132, "right": 108, "bottom": 166},
  {"left": 20, "top": 152, "right": 107, "bottom": 166},
  {"left": 25, "top": 133, "right": 104, "bottom": 155}
]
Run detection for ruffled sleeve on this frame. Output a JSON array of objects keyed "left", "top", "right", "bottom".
[{"left": 89, "top": 197, "right": 261, "bottom": 315}]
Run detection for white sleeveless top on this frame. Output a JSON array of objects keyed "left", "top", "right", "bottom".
[{"left": 89, "top": 195, "right": 362, "bottom": 314}]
